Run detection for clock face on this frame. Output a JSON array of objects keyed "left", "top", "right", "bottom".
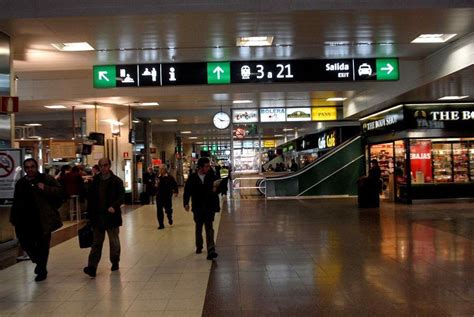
[{"left": 213, "top": 112, "right": 230, "bottom": 129}]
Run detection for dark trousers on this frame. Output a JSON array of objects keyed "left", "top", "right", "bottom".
[
  {"left": 156, "top": 199, "right": 173, "bottom": 227},
  {"left": 194, "top": 219, "right": 215, "bottom": 254},
  {"left": 15, "top": 226, "right": 51, "bottom": 274},
  {"left": 88, "top": 226, "right": 120, "bottom": 268}
]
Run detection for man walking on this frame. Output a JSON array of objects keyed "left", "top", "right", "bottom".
[
  {"left": 11, "top": 158, "right": 63, "bottom": 282},
  {"left": 183, "top": 157, "right": 220, "bottom": 260},
  {"left": 156, "top": 165, "right": 178, "bottom": 229},
  {"left": 83, "top": 158, "right": 124, "bottom": 277}
]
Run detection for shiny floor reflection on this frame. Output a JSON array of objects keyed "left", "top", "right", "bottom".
[{"left": 203, "top": 198, "right": 474, "bottom": 316}]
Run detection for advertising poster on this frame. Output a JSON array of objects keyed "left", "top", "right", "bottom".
[
  {"left": 260, "top": 108, "right": 286, "bottom": 122},
  {"left": 286, "top": 107, "right": 311, "bottom": 121},
  {"left": 232, "top": 109, "right": 258, "bottom": 123},
  {"left": 410, "top": 140, "right": 432, "bottom": 183},
  {"left": 312, "top": 107, "right": 337, "bottom": 121}
]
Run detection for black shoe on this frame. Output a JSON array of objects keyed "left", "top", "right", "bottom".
[
  {"left": 196, "top": 248, "right": 202, "bottom": 254},
  {"left": 206, "top": 251, "right": 218, "bottom": 260},
  {"left": 168, "top": 218, "right": 173, "bottom": 225},
  {"left": 34, "top": 265, "right": 39, "bottom": 275},
  {"left": 83, "top": 266, "right": 96, "bottom": 278},
  {"left": 111, "top": 262, "right": 119, "bottom": 271},
  {"left": 34, "top": 265, "right": 47, "bottom": 276},
  {"left": 158, "top": 226, "right": 165, "bottom": 230},
  {"left": 35, "top": 273, "right": 47, "bottom": 282}
]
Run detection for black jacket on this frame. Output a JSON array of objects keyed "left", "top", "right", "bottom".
[
  {"left": 156, "top": 174, "right": 178, "bottom": 203},
  {"left": 183, "top": 171, "right": 220, "bottom": 220},
  {"left": 87, "top": 172, "right": 125, "bottom": 229},
  {"left": 11, "top": 173, "right": 63, "bottom": 234}
]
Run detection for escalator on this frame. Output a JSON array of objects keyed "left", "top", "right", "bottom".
[{"left": 264, "top": 136, "right": 364, "bottom": 198}]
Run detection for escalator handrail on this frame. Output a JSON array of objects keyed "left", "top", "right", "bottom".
[{"left": 266, "top": 135, "right": 362, "bottom": 181}]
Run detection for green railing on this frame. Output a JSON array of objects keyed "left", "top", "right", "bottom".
[{"left": 265, "top": 136, "right": 364, "bottom": 197}]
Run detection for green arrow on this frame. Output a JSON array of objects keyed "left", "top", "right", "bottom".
[
  {"left": 376, "top": 58, "right": 399, "bottom": 81},
  {"left": 207, "top": 62, "right": 230, "bottom": 84},
  {"left": 93, "top": 65, "right": 116, "bottom": 88}
]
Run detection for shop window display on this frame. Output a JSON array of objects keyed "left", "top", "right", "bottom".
[{"left": 452, "top": 143, "right": 469, "bottom": 183}]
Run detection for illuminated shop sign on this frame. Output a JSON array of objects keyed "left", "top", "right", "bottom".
[
  {"left": 406, "top": 104, "right": 474, "bottom": 130},
  {"left": 232, "top": 109, "right": 258, "bottom": 123},
  {"left": 260, "top": 108, "right": 286, "bottom": 122},
  {"left": 361, "top": 106, "right": 404, "bottom": 134},
  {"left": 286, "top": 107, "right": 312, "bottom": 122},
  {"left": 311, "top": 107, "right": 337, "bottom": 121},
  {"left": 93, "top": 58, "right": 399, "bottom": 88}
]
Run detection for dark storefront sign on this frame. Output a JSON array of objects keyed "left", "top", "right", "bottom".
[
  {"left": 295, "top": 129, "right": 338, "bottom": 152},
  {"left": 361, "top": 106, "right": 405, "bottom": 135},
  {"left": 405, "top": 104, "right": 474, "bottom": 130},
  {"left": 361, "top": 103, "right": 474, "bottom": 136}
]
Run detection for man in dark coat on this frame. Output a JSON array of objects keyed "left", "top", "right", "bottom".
[
  {"left": 143, "top": 166, "right": 156, "bottom": 204},
  {"left": 11, "top": 158, "right": 63, "bottom": 282},
  {"left": 183, "top": 157, "right": 220, "bottom": 260},
  {"left": 156, "top": 165, "right": 178, "bottom": 229},
  {"left": 83, "top": 158, "right": 125, "bottom": 278}
]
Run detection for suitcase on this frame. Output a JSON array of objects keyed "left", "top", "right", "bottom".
[{"left": 140, "top": 192, "right": 149, "bottom": 205}]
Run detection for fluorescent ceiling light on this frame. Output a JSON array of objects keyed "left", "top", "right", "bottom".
[
  {"left": 25, "top": 123, "right": 42, "bottom": 127},
  {"left": 232, "top": 100, "right": 252, "bottom": 104},
  {"left": 51, "top": 42, "right": 95, "bottom": 51},
  {"left": 75, "top": 105, "right": 101, "bottom": 109},
  {"left": 282, "top": 128, "right": 293, "bottom": 132},
  {"left": 236, "top": 36, "right": 274, "bottom": 47},
  {"left": 274, "top": 134, "right": 284, "bottom": 137},
  {"left": 29, "top": 136, "right": 42, "bottom": 139},
  {"left": 132, "top": 120, "right": 140, "bottom": 123},
  {"left": 181, "top": 131, "right": 192, "bottom": 134},
  {"left": 139, "top": 102, "right": 159, "bottom": 106},
  {"left": 44, "top": 105, "right": 66, "bottom": 109},
  {"left": 189, "top": 136, "right": 198, "bottom": 139},
  {"left": 411, "top": 34, "right": 457, "bottom": 43},
  {"left": 325, "top": 41, "right": 350, "bottom": 46},
  {"left": 326, "top": 97, "right": 347, "bottom": 101},
  {"left": 162, "top": 119, "right": 178, "bottom": 122},
  {"left": 438, "top": 95, "right": 469, "bottom": 100}
]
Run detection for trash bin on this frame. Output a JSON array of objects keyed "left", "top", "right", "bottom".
[{"left": 357, "top": 176, "right": 380, "bottom": 208}]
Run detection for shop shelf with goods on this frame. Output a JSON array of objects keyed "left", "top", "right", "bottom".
[
  {"left": 432, "top": 143, "right": 453, "bottom": 183},
  {"left": 452, "top": 143, "right": 469, "bottom": 183}
]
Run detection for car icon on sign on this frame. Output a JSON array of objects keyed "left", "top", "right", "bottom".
[{"left": 358, "top": 63, "right": 373, "bottom": 76}]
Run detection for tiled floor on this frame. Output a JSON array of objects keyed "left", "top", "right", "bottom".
[
  {"left": 0, "top": 196, "right": 220, "bottom": 316},
  {"left": 203, "top": 198, "right": 474, "bottom": 316},
  {"left": 1, "top": 196, "right": 474, "bottom": 316}
]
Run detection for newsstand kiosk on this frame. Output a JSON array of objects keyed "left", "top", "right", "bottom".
[{"left": 360, "top": 102, "right": 474, "bottom": 204}]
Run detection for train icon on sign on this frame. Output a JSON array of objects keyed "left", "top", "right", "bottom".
[{"left": 358, "top": 63, "right": 373, "bottom": 76}]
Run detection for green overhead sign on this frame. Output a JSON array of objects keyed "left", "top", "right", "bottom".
[
  {"left": 376, "top": 58, "right": 399, "bottom": 81},
  {"left": 93, "top": 65, "right": 116, "bottom": 88},
  {"left": 207, "top": 62, "right": 230, "bottom": 84}
]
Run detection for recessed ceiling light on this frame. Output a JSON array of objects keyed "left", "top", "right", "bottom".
[
  {"left": 163, "top": 119, "right": 178, "bottom": 122},
  {"left": 51, "top": 42, "right": 95, "bottom": 51},
  {"left": 139, "top": 102, "right": 159, "bottom": 106},
  {"left": 438, "top": 95, "right": 469, "bottom": 100},
  {"left": 232, "top": 100, "right": 253, "bottom": 104},
  {"left": 325, "top": 41, "right": 351, "bottom": 46},
  {"left": 236, "top": 36, "right": 274, "bottom": 47},
  {"left": 181, "top": 131, "right": 192, "bottom": 134},
  {"left": 411, "top": 34, "right": 457, "bottom": 43},
  {"left": 44, "top": 105, "right": 67, "bottom": 109},
  {"left": 25, "top": 123, "right": 42, "bottom": 127},
  {"left": 326, "top": 97, "right": 347, "bottom": 101}
]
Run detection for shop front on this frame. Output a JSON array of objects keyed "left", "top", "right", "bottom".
[{"left": 361, "top": 102, "right": 474, "bottom": 203}]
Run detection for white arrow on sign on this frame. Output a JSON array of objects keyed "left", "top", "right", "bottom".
[
  {"left": 213, "top": 66, "right": 224, "bottom": 80},
  {"left": 381, "top": 63, "right": 394, "bottom": 75},
  {"left": 98, "top": 71, "right": 110, "bottom": 82}
]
